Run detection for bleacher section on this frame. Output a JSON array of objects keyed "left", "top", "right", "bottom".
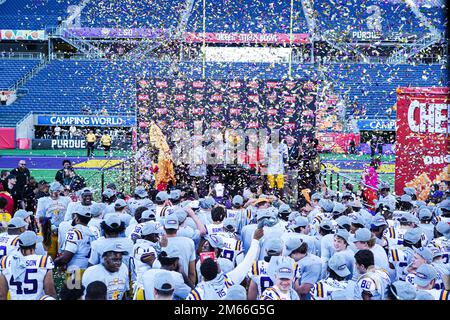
[
  {"left": 0, "top": 59, "right": 41, "bottom": 89},
  {"left": 0, "top": 0, "right": 77, "bottom": 30},
  {"left": 325, "top": 63, "right": 449, "bottom": 119},
  {"left": 81, "top": 0, "right": 184, "bottom": 29},
  {"left": 0, "top": 59, "right": 447, "bottom": 127},
  {"left": 314, "top": 0, "right": 430, "bottom": 38},
  {"left": 187, "top": 0, "right": 309, "bottom": 33}
]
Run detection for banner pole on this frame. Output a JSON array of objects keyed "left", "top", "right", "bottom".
[
  {"left": 202, "top": 0, "right": 206, "bottom": 79},
  {"left": 288, "top": 0, "right": 294, "bottom": 79}
]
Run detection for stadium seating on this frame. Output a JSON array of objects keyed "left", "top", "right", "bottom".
[
  {"left": 0, "top": 59, "right": 41, "bottom": 89},
  {"left": 313, "top": 0, "right": 430, "bottom": 38},
  {"left": 0, "top": 59, "right": 447, "bottom": 127},
  {"left": 325, "top": 63, "right": 449, "bottom": 119},
  {"left": 80, "top": 0, "right": 184, "bottom": 29},
  {"left": 187, "top": 0, "right": 309, "bottom": 33},
  {"left": 0, "top": 0, "right": 77, "bottom": 30}
]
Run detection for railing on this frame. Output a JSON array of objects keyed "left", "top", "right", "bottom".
[
  {"left": 0, "top": 52, "right": 44, "bottom": 60},
  {"left": 8, "top": 58, "right": 48, "bottom": 91}
]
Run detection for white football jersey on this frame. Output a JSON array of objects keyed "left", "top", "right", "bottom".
[
  {"left": 62, "top": 225, "right": 97, "bottom": 272},
  {"left": 220, "top": 236, "right": 243, "bottom": 265},
  {"left": 311, "top": 278, "right": 349, "bottom": 300},
  {"left": 248, "top": 260, "right": 275, "bottom": 299},
  {"left": 0, "top": 233, "right": 20, "bottom": 258},
  {"left": 354, "top": 267, "right": 390, "bottom": 300},
  {"left": 132, "top": 239, "right": 158, "bottom": 288},
  {"left": 205, "top": 223, "right": 224, "bottom": 235},
  {"left": 0, "top": 254, "right": 54, "bottom": 300}
]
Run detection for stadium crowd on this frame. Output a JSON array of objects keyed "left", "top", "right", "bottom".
[{"left": 0, "top": 156, "right": 449, "bottom": 301}]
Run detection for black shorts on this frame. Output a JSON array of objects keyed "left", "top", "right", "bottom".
[{"left": 103, "top": 145, "right": 111, "bottom": 151}]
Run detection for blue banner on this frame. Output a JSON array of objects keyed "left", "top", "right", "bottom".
[
  {"left": 357, "top": 119, "right": 396, "bottom": 131},
  {"left": 36, "top": 115, "right": 136, "bottom": 127}
]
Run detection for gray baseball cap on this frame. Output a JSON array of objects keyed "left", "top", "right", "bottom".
[
  {"left": 311, "top": 193, "right": 322, "bottom": 201},
  {"left": 103, "top": 214, "right": 121, "bottom": 228},
  {"left": 154, "top": 271, "right": 174, "bottom": 292},
  {"left": 332, "top": 203, "right": 346, "bottom": 215},
  {"left": 435, "top": 221, "right": 450, "bottom": 237},
  {"left": 350, "top": 214, "right": 365, "bottom": 226},
  {"left": 319, "top": 199, "right": 334, "bottom": 213},
  {"left": 379, "top": 181, "right": 390, "bottom": 190},
  {"left": 8, "top": 217, "right": 27, "bottom": 229},
  {"left": 101, "top": 242, "right": 129, "bottom": 256},
  {"left": 134, "top": 186, "right": 148, "bottom": 198},
  {"left": 418, "top": 208, "right": 432, "bottom": 221},
  {"left": 404, "top": 187, "right": 416, "bottom": 197},
  {"left": 403, "top": 227, "right": 422, "bottom": 244},
  {"left": 414, "top": 247, "right": 433, "bottom": 264},
  {"left": 49, "top": 182, "right": 63, "bottom": 192},
  {"left": 90, "top": 203, "right": 104, "bottom": 217},
  {"left": 438, "top": 199, "right": 450, "bottom": 211},
  {"left": 328, "top": 253, "right": 351, "bottom": 277},
  {"left": 278, "top": 204, "right": 291, "bottom": 215},
  {"left": 114, "top": 199, "right": 127, "bottom": 209},
  {"left": 173, "top": 207, "right": 187, "bottom": 223},
  {"left": 232, "top": 195, "right": 244, "bottom": 207},
  {"left": 292, "top": 216, "right": 309, "bottom": 229},
  {"left": 13, "top": 209, "right": 32, "bottom": 220},
  {"left": 224, "top": 285, "right": 247, "bottom": 300},
  {"left": 223, "top": 218, "right": 237, "bottom": 231},
  {"left": 400, "top": 212, "right": 419, "bottom": 224},
  {"left": 414, "top": 264, "right": 437, "bottom": 287},
  {"left": 284, "top": 237, "right": 303, "bottom": 256},
  {"left": 141, "top": 209, "right": 156, "bottom": 220},
  {"left": 335, "top": 228, "right": 350, "bottom": 243},
  {"left": 351, "top": 228, "right": 372, "bottom": 242},
  {"left": 80, "top": 187, "right": 94, "bottom": 196},
  {"left": 205, "top": 234, "right": 224, "bottom": 249},
  {"left": 319, "top": 219, "right": 333, "bottom": 231},
  {"left": 169, "top": 189, "right": 181, "bottom": 201},
  {"left": 336, "top": 215, "right": 351, "bottom": 228},
  {"left": 265, "top": 238, "right": 284, "bottom": 254},
  {"left": 370, "top": 215, "right": 388, "bottom": 228},
  {"left": 161, "top": 246, "right": 181, "bottom": 259},
  {"left": 390, "top": 281, "right": 416, "bottom": 300},
  {"left": 273, "top": 257, "right": 295, "bottom": 280},
  {"left": 102, "top": 188, "right": 115, "bottom": 198},
  {"left": 400, "top": 194, "right": 413, "bottom": 203},
  {"left": 163, "top": 216, "right": 179, "bottom": 230},
  {"left": 141, "top": 222, "right": 159, "bottom": 236},
  {"left": 156, "top": 191, "right": 169, "bottom": 202},
  {"left": 74, "top": 204, "right": 92, "bottom": 218},
  {"left": 19, "top": 231, "right": 42, "bottom": 247}
]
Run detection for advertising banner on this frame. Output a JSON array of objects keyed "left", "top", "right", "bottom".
[
  {"left": 184, "top": 32, "right": 309, "bottom": 44},
  {"left": 65, "top": 28, "right": 168, "bottom": 39},
  {"left": 36, "top": 115, "right": 136, "bottom": 127},
  {"left": 0, "top": 128, "right": 15, "bottom": 149},
  {"left": 357, "top": 119, "right": 396, "bottom": 131},
  {"left": 316, "top": 132, "right": 360, "bottom": 153},
  {"left": 31, "top": 139, "right": 131, "bottom": 150},
  {"left": 0, "top": 30, "right": 47, "bottom": 40},
  {"left": 395, "top": 87, "right": 450, "bottom": 199}
]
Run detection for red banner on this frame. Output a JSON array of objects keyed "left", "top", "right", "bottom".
[
  {"left": 184, "top": 32, "right": 309, "bottom": 44},
  {"left": 316, "top": 132, "right": 360, "bottom": 153},
  {"left": 0, "top": 128, "right": 15, "bottom": 149},
  {"left": 395, "top": 87, "right": 450, "bottom": 199}
]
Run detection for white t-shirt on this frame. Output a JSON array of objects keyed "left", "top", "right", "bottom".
[
  {"left": 36, "top": 196, "right": 71, "bottom": 227},
  {"left": 82, "top": 263, "right": 130, "bottom": 300}
]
